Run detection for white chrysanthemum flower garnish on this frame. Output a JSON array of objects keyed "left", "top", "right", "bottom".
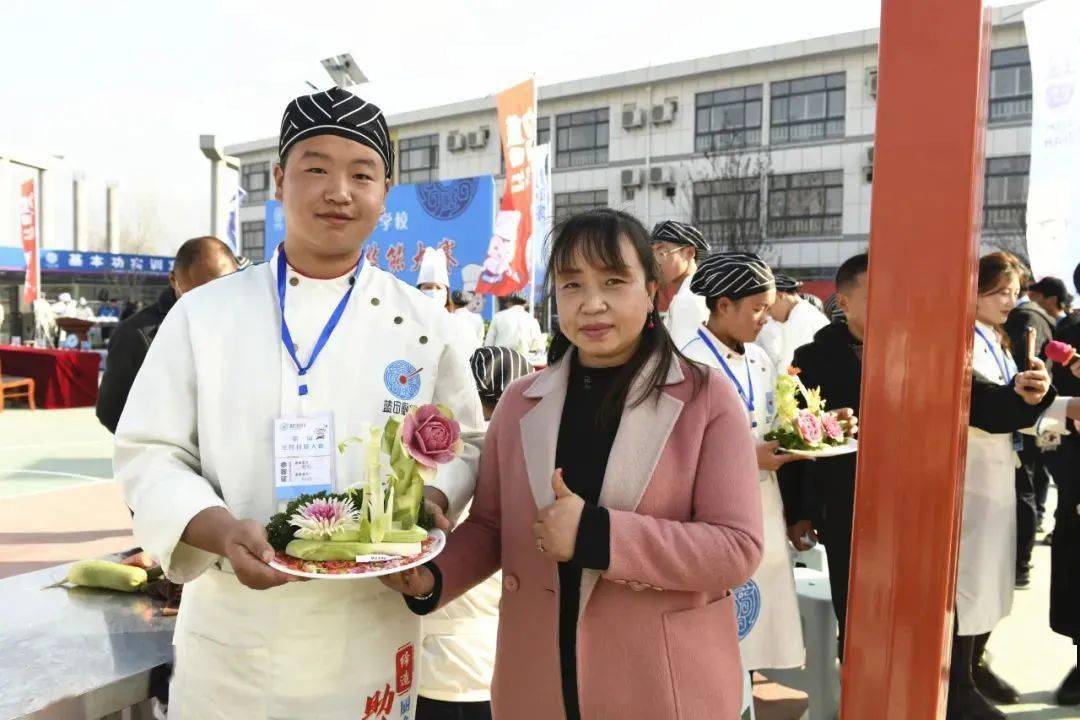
[{"left": 289, "top": 497, "right": 361, "bottom": 540}]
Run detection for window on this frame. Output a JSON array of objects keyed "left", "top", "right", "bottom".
[
  {"left": 770, "top": 73, "right": 846, "bottom": 146},
  {"left": 984, "top": 155, "right": 1029, "bottom": 232},
  {"left": 990, "top": 46, "right": 1032, "bottom": 123},
  {"left": 694, "top": 86, "right": 763, "bottom": 152},
  {"left": 555, "top": 109, "right": 609, "bottom": 168},
  {"left": 537, "top": 116, "right": 551, "bottom": 146},
  {"left": 398, "top": 135, "right": 439, "bottom": 184},
  {"left": 553, "top": 190, "right": 608, "bottom": 226},
  {"left": 241, "top": 161, "right": 270, "bottom": 205},
  {"left": 767, "top": 171, "right": 844, "bottom": 237},
  {"left": 241, "top": 220, "right": 265, "bottom": 260},
  {"left": 693, "top": 177, "right": 762, "bottom": 251}
]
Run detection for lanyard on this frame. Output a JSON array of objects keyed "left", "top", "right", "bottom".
[
  {"left": 697, "top": 328, "right": 756, "bottom": 427},
  {"left": 974, "top": 326, "right": 1016, "bottom": 383},
  {"left": 277, "top": 249, "right": 362, "bottom": 396}
]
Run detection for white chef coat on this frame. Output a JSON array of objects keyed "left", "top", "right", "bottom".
[
  {"left": 681, "top": 327, "right": 805, "bottom": 670},
  {"left": 419, "top": 449, "right": 500, "bottom": 704},
  {"left": 452, "top": 307, "right": 485, "bottom": 361},
  {"left": 115, "top": 247, "right": 484, "bottom": 719},
  {"left": 662, "top": 276, "right": 710, "bottom": 349},
  {"left": 756, "top": 299, "right": 830, "bottom": 373},
  {"left": 484, "top": 305, "right": 542, "bottom": 357}
]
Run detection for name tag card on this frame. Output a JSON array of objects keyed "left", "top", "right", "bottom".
[{"left": 274, "top": 414, "right": 336, "bottom": 507}]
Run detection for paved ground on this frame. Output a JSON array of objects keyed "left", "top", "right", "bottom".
[
  {"left": 1, "top": 407, "right": 1077, "bottom": 718},
  {"left": 0, "top": 408, "right": 134, "bottom": 579}
]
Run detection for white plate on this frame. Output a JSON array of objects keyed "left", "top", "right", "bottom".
[
  {"left": 269, "top": 528, "right": 446, "bottom": 580},
  {"left": 782, "top": 438, "right": 858, "bottom": 459}
]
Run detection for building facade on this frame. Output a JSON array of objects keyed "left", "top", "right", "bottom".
[{"left": 228, "top": 2, "right": 1035, "bottom": 282}]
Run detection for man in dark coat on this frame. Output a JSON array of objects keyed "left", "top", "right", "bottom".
[
  {"left": 1044, "top": 265, "right": 1080, "bottom": 706},
  {"left": 96, "top": 236, "right": 237, "bottom": 432}
]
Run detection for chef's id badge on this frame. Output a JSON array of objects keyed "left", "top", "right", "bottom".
[{"left": 274, "top": 413, "right": 336, "bottom": 509}]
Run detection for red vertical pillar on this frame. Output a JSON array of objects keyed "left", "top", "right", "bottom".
[{"left": 841, "top": 1, "right": 991, "bottom": 718}]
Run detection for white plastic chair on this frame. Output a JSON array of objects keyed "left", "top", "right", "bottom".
[
  {"left": 767, "top": 567, "right": 840, "bottom": 720},
  {"left": 741, "top": 667, "right": 756, "bottom": 719}
]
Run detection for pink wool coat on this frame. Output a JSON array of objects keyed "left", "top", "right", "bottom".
[{"left": 434, "top": 353, "right": 764, "bottom": 719}]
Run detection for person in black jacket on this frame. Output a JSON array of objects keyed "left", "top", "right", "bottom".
[
  {"left": 96, "top": 236, "right": 237, "bottom": 433},
  {"left": 1006, "top": 275, "right": 1071, "bottom": 587},
  {"left": 778, "top": 253, "right": 1061, "bottom": 671},
  {"left": 1045, "top": 265, "right": 1080, "bottom": 706}
]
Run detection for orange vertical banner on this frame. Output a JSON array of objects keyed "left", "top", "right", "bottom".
[
  {"left": 841, "top": 1, "right": 991, "bottom": 718},
  {"left": 476, "top": 78, "right": 535, "bottom": 297},
  {"left": 19, "top": 178, "right": 40, "bottom": 306}
]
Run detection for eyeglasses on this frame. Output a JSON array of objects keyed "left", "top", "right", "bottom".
[{"left": 652, "top": 246, "right": 688, "bottom": 259}]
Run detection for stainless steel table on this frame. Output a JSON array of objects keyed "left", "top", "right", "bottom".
[{"left": 0, "top": 558, "right": 175, "bottom": 720}]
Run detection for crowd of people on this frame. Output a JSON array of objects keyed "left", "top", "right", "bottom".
[{"left": 96, "top": 86, "right": 1080, "bottom": 720}]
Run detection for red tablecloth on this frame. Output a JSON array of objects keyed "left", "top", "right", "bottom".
[{"left": 0, "top": 346, "right": 101, "bottom": 409}]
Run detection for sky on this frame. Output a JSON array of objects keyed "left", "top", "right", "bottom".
[{"left": 0, "top": 0, "right": 1026, "bottom": 254}]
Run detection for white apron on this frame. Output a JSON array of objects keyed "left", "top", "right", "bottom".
[
  {"left": 680, "top": 328, "right": 805, "bottom": 670},
  {"left": 115, "top": 249, "right": 484, "bottom": 720},
  {"left": 957, "top": 322, "right": 1019, "bottom": 636}
]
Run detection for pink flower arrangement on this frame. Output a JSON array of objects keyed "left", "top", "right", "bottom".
[
  {"left": 796, "top": 409, "right": 824, "bottom": 445},
  {"left": 822, "top": 413, "right": 845, "bottom": 442},
  {"left": 401, "top": 404, "right": 465, "bottom": 468}
]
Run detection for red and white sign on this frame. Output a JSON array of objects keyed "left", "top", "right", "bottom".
[
  {"left": 19, "top": 178, "right": 39, "bottom": 305},
  {"left": 476, "top": 78, "right": 536, "bottom": 297},
  {"left": 395, "top": 642, "right": 414, "bottom": 695}
]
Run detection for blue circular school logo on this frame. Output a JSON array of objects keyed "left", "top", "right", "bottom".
[
  {"left": 734, "top": 580, "right": 762, "bottom": 640},
  {"left": 416, "top": 178, "right": 480, "bottom": 221},
  {"left": 384, "top": 360, "right": 422, "bottom": 401}
]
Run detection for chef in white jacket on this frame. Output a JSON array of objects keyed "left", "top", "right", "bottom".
[
  {"left": 114, "top": 88, "right": 483, "bottom": 720},
  {"left": 483, "top": 294, "right": 541, "bottom": 357},
  {"left": 680, "top": 252, "right": 805, "bottom": 672},
  {"left": 451, "top": 291, "right": 485, "bottom": 352},
  {"left": 756, "top": 274, "right": 829, "bottom": 372},
  {"left": 650, "top": 220, "right": 710, "bottom": 348}
]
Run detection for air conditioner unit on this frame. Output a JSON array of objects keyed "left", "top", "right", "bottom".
[
  {"left": 651, "top": 100, "right": 677, "bottom": 125},
  {"left": 467, "top": 128, "right": 490, "bottom": 149},
  {"left": 621, "top": 168, "right": 643, "bottom": 188},
  {"left": 447, "top": 133, "right": 466, "bottom": 152},
  {"left": 621, "top": 108, "right": 646, "bottom": 130},
  {"left": 649, "top": 166, "right": 674, "bottom": 185},
  {"left": 866, "top": 68, "right": 879, "bottom": 99},
  {"left": 863, "top": 145, "right": 875, "bottom": 182}
]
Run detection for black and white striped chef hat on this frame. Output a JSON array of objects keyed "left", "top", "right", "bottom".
[
  {"left": 650, "top": 221, "right": 709, "bottom": 254},
  {"left": 279, "top": 87, "right": 394, "bottom": 178},
  {"left": 690, "top": 252, "right": 775, "bottom": 301},
  {"left": 470, "top": 347, "right": 534, "bottom": 404},
  {"left": 774, "top": 273, "right": 803, "bottom": 293}
]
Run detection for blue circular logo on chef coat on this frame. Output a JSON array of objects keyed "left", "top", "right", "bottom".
[
  {"left": 384, "top": 359, "right": 422, "bottom": 400},
  {"left": 416, "top": 178, "right": 480, "bottom": 220},
  {"left": 734, "top": 580, "right": 762, "bottom": 640}
]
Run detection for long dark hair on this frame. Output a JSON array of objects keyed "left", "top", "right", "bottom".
[
  {"left": 977, "top": 251, "right": 1024, "bottom": 351},
  {"left": 544, "top": 208, "right": 704, "bottom": 425}
]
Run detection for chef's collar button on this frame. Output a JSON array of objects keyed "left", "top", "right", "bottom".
[
  {"left": 289, "top": 277, "right": 299, "bottom": 287},
  {"left": 349, "top": 277, "right": 356, "bottom": 286},
  {"left": 419, "top": 336, "right": 429, "bottom": 344},
  {"left": 371, "top": 297, "right": 380, "bottom": 306},
  {"left": 394, "top": 316, "right": 403, "bottom": 325}
]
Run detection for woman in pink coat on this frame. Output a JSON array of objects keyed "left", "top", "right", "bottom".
[{"left": 384, "top": 208, "right": 764, "bottom": 720}]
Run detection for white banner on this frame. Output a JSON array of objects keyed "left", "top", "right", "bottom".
[
  {"left": 527, "top": 142, "right": 552, "bottom": 312},
  {"left": 1023, "top": 0, "right": 1080, "bottom": 282}
]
